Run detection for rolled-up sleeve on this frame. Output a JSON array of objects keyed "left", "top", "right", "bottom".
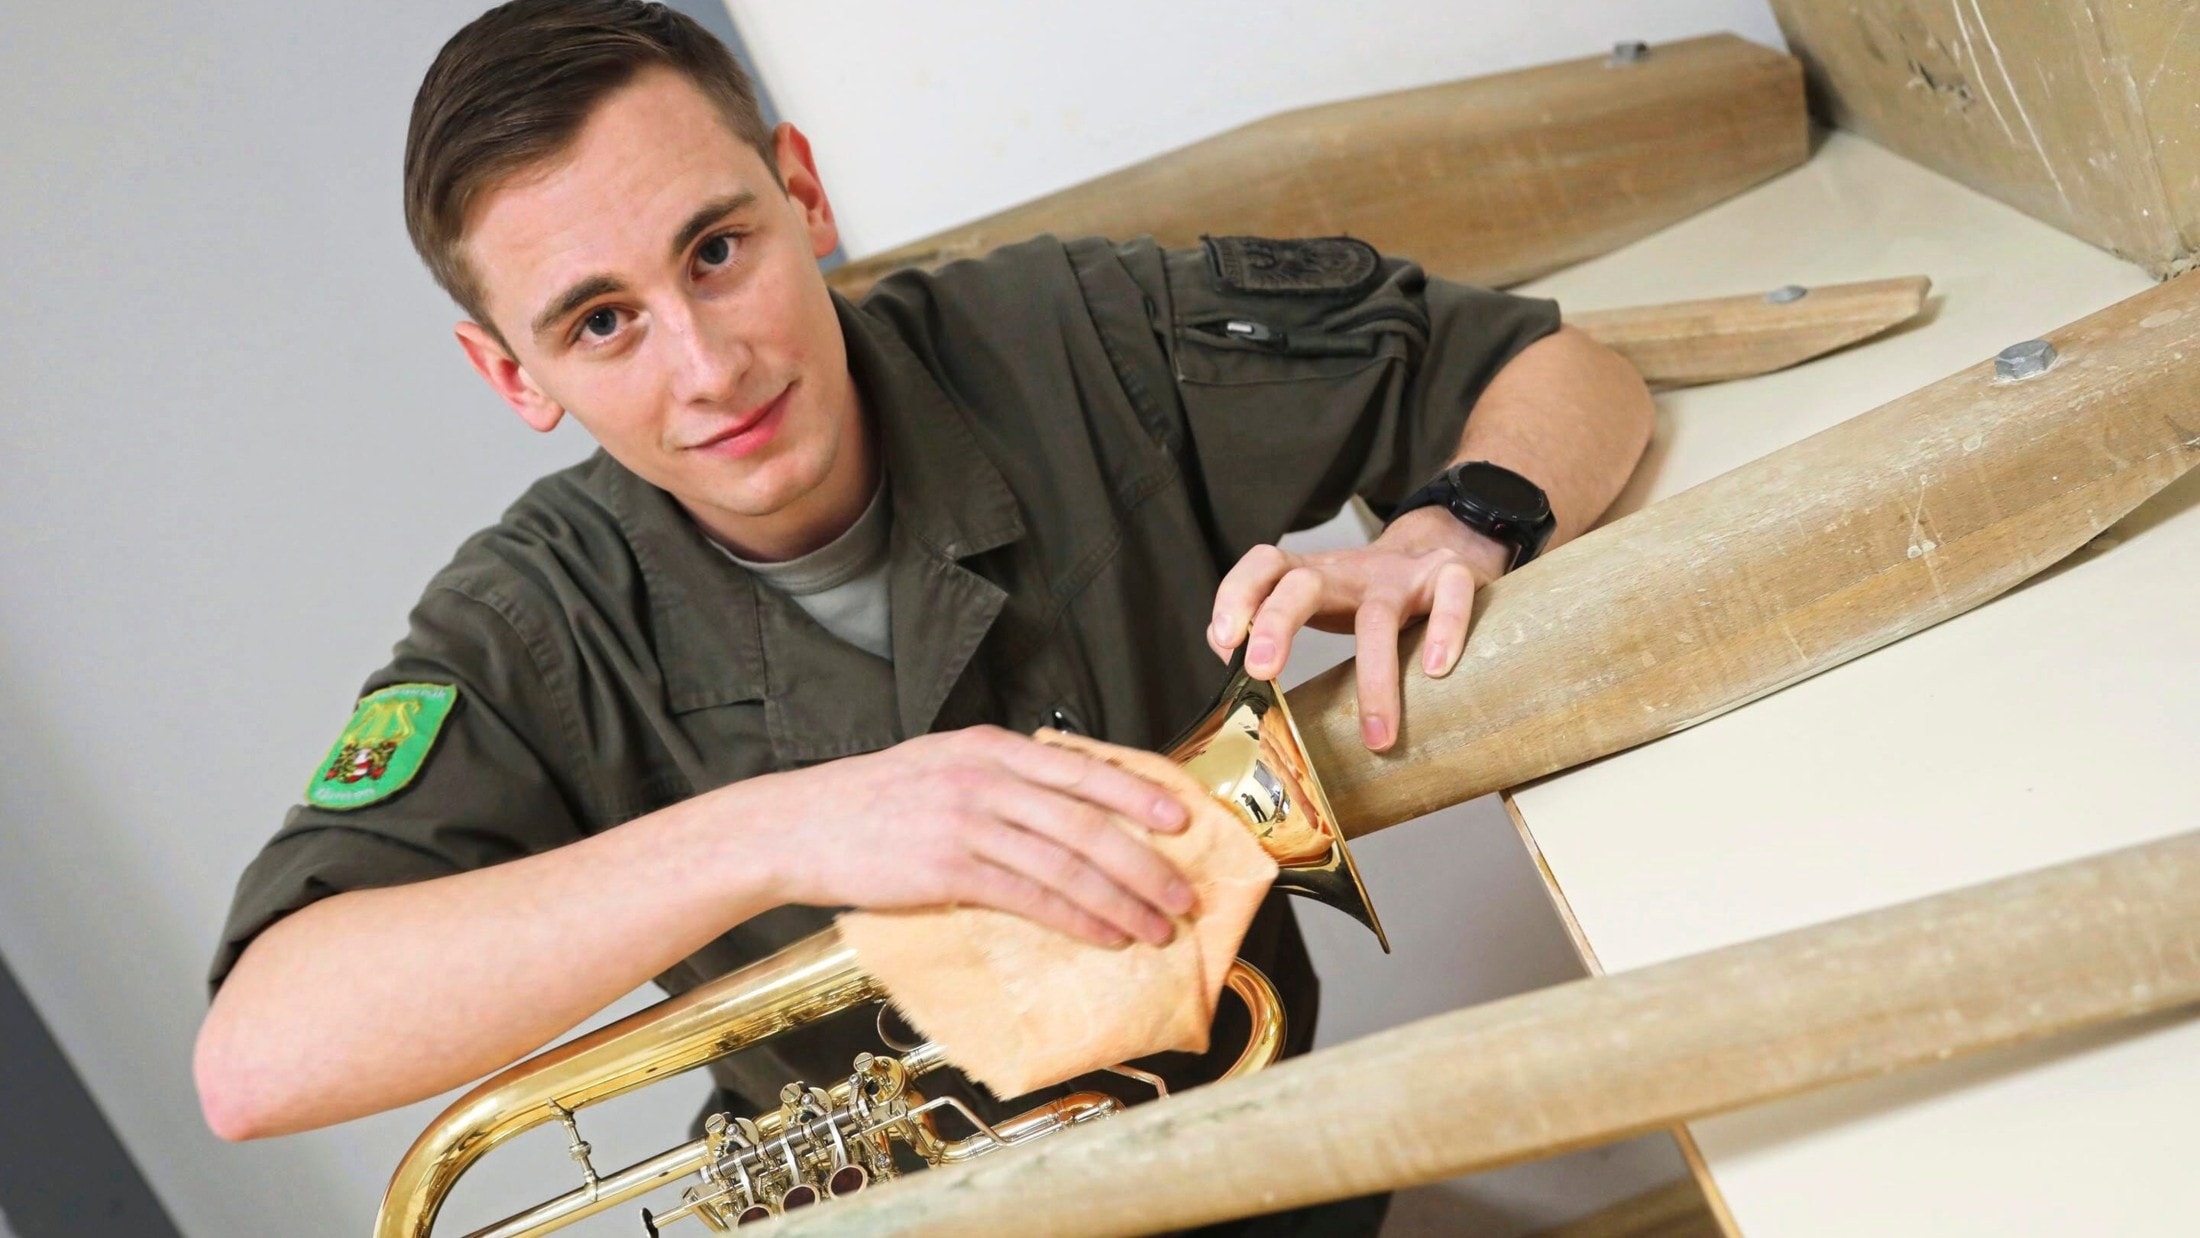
[
  {"left": 209, "top": 581, "right": 587, "bottom": 993},
  {"left": 1074, "top": 236, "right": 1559, "bottom": 564}
]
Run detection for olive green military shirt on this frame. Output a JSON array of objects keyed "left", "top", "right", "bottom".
[{"left": 214, "top": 233, "right": 1559, "bottom": 1117}]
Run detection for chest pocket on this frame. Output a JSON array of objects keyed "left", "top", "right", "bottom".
[{"left": 1167, "top": 237, "right": 1428, "bottom": 388}]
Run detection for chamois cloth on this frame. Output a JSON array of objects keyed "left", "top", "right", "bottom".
[{"left": 836, "top": 730, "right": 1279, "bottom": 1098}]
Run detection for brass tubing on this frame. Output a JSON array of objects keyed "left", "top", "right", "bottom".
[
  {"left": 1218, "top": 963, "right": 1285, "bottom": 1079},
  {"left": 377, "top": 930, "right": 881, "bottom": 1238},
  {"left": 468, "top": 1141, "right": 707, "bottom": 1238}
]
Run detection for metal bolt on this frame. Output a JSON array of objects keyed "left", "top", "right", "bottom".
[
  {"left": 1764, "top": 284, "right": 1809, "bottom": 304},
  {"left": 1608, "top": 41, "right": 1649, "bottom": 66},
  {"left": 1995, "top": 338, "right": 2057, "bottom": 381}
]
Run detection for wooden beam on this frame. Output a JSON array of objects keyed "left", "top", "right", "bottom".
[
  {"left": 1291, "top": 271, "right": 2200, "bottom": 838},
  {"left": 773, "top": 829, "right": 2200, "bottom": 1236},
  {"left": 826, "top": 35, "right": 1806, "bottom": 298},
  {"left": 1570, "top": 276, "right": 1931, "bottom": 388},
  {"left": 1767, "top": 1, "right": 2199, "bottom": 277}
]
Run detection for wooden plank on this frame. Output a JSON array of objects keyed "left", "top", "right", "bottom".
[
  {"left": 773, "top": 829, "right": 2200, "bottom": 1237},
  {"left": 825, "top": 35, "right": 1806, "bottom": 298},
  {"left": 1767, "top": 1, "right": 2199, "bottom": 276},
  {"left": 1287, "top": 270, "right": 2200, "bottom": 838},
  {"left": 1569, "top": 276, "right": 1931, "bottom": 388}
]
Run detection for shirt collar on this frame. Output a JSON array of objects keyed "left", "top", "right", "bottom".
[{"left": 602, "top": 290, "right": 1026, "bottom": 729}]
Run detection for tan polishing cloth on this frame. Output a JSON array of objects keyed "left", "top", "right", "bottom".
[{"left": 836, "top": 731, "right": 1279, "bottom": 1098}]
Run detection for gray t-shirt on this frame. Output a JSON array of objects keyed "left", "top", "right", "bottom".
[{"left": 717, "top": 481, "right": 892, "bottom": 661}]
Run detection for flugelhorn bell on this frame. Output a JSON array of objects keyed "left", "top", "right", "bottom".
[{"left": 1161, "top": 655, "right": 1389, "bottom": 950}]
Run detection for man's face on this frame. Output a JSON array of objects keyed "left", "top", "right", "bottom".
[{"left": 455, "top": 66, "right": 856, "bottom": 553}]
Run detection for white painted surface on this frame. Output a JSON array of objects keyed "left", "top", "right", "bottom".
[
  {"left": 0, "top": 1, "right": 1785, "bottom": 1233},
  {"left": 1508, "top": 132, "right": 2197, "bottom": 1234}
]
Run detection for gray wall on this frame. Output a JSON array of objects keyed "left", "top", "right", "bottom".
[
  {"left": 0, "top": 3, "right": 646, "bottom": 1232},
  {"left": 1, "top": 2, "right": 1708, "bottom": 1232}
]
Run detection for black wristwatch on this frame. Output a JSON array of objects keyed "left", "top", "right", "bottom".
[{"left": 1386, "top": 461, "right": 1556, "bottom": 570}]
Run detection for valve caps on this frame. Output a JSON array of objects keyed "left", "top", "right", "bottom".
[
  {"left": 829, "top": 1163, "right": 870, "bottom": 1197},
  {"left": 780, "top": 1183, "right": 820, "bottom": 1211}
]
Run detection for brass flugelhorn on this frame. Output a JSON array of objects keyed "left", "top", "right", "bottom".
[{"left": 376, "top": 657, "right": 1384, "bottom": 1237}]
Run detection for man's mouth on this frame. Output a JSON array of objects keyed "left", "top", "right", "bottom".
[{"left": 687, "top": 384, "right": 794, "bottom": 459}]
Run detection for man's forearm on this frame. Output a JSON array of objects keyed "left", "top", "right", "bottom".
[
  {"left": 195, "top": 726, "right": 1202, "bottom": 1141},
  {"left": 1445, "top": 323, "right": 1654, "bottom": 549},
  {"left": 194, "top": 785, "right": 782, "bottom": 1140}
]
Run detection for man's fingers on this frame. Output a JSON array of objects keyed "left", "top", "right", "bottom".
[
  {"left": 1352, "top": 595, "right": 1405, "bottom": 751},
  {"left": 993, "top": 782, "right": 1197, "bottom": 921},
  {"left": 963, "top": 858, "right": 1131, "bottom": 948},
  {"left": 973, "top": 822, "right": 1175, "bottom": 946},
  {"left": 1006, "top": 736, "right": 1187, "bottom": 833},
  {"left": 1208, "top": 544, "right": 1293, "bottom": 659},
  {"left": 1244, "top": 567, "right": 1328, "bottom": 680},
  {"left": 1421, "top": 562, "right": 1477, "bottom": 677}
]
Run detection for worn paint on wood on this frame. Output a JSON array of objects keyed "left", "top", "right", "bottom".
[
  {"left": 774, "top": 830, "right": 2200, "bottom": 1236},
  {"left": 1570, "top": 276, "right": 1932, "bottom": 388},
  {"left": 827, "top": 35, "right": 1807, "bottom": 298},
  {"left": 1769, "top": 0, "right": 2200, "bottom": 276},
  {"left": 1292, "top": 272, "right": 2200, "bottom": 836}
]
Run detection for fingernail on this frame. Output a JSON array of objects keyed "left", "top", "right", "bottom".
[
  {"left": 1423, "top": 642, "right": 1446, "bottom": 674},
  {"left": 1103, "top": 931, "right": 1133, "bottom": 950},
  {"left": 1362, "top": 714, "right": 1391, "bottom": 749},
  {"left": 1248, "top": 638, "right": 1275, "bottom": 668},
  {"left": 1210, "top": 616, "right": 1234, "bottom": 645},
  {"left": 1151, "top": 797, "right": 1188, "bottom": 830},
  {"left": 1165, "top": 879, "right": 1197, "bottom": 915},
  {"left": 1146, "top": 918, "right": 1176, "bottom": 946}
]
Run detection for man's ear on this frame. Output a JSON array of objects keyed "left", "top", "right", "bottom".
[
  {"left": 772, "top": 123, "right": 841, "bottom": 260},
  {"left": 454, "top": 320, "right": 564, "bottom": 433}
]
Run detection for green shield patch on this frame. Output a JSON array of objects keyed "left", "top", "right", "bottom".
[{"left": 306, "top": 683, "right": 458, "bottom": 810}]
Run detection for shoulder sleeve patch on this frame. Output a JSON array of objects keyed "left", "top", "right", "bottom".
[
  {"left": 1202, "top": 234, "right": 1382, "bottom": 298},
  {"left": 305, "top": 683, "right": 459, "bottom": 811}
]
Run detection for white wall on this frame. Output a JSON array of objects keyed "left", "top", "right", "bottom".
[
  {"left": 733, "top": 0, "right": 1788, "bottom": 257},
  {"left": 0, "top": 2, "right": 1779, "bottom": 1235}
]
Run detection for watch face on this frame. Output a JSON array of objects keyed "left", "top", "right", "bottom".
[{"left": 1452, "top": 461, "right": 1548, "bottom": 521}]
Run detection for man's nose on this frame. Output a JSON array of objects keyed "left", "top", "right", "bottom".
[{"left": 659, "top": 297, "right": 749, "bottom": 406}]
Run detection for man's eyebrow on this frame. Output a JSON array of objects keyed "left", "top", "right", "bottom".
[
  {"left": 669, "top": 191, "right": 756, "bottom": 261},
  {"left": 528, "top": 191, "right": 761, "bottom": 344},
  {"left": 531, "top": 275, "right": 625, "bottom": 344}
]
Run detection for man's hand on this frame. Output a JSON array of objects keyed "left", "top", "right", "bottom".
[
  {"left": 1208, "top": 507, "right": 1511, "bottom": 752},
  {"left": 750, "top": 727, "right": 1197, "bottom": 949},
  {"left": 1204, "top": 324, "right": 1655, "bottom": 754}
]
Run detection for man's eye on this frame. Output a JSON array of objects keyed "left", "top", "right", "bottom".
[
  {"left": 581, "top": 307, "right": 619, "bottom": 340},
  {"left": 698, "top": 233, "right": 737, "bottom": 270}
]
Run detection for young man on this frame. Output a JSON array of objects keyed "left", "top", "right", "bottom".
[{"left": 196, "top": 0, "right": 1650, "bottom": 1229}]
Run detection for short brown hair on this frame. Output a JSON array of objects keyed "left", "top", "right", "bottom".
[{"left": 403, "top": 0, "right": 776, "bottom": 348}]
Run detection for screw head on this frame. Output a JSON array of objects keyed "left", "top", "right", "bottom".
[
  {"left": 1764, "top": 284, "right": 1809, "bottom": 304},
  {"left": 1995, "top": 338, "right": 2057, "bottom": 380},
  {"left": 1608, "top": 41, "right": 1649, "bottom": 66}
]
